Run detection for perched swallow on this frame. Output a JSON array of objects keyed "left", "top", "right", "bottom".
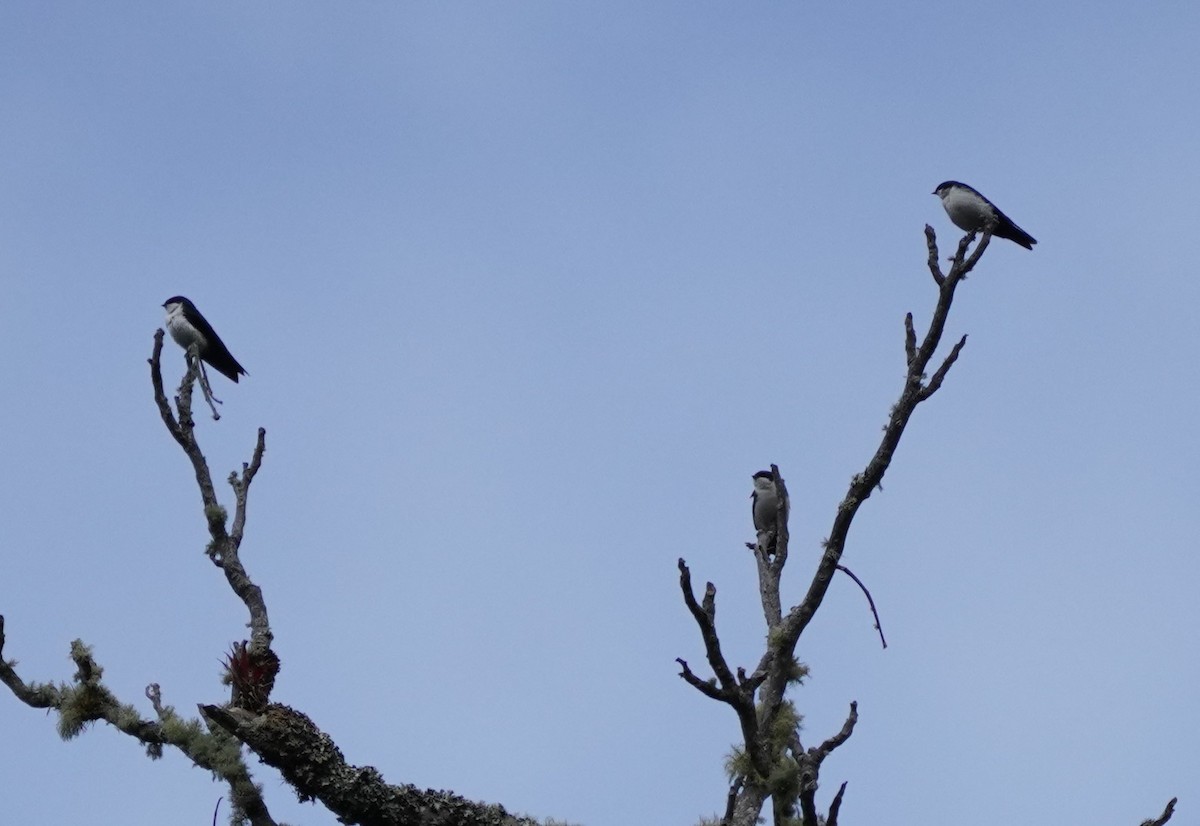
[
  {"left": 751, "top": 470, "right": 780, "bottom": 553},
  {"left": 162, "top": 296, "right": 248, "bottom": 382},
  {"left": 933, "top": 181, "right": 1036, "bottom": 250}
]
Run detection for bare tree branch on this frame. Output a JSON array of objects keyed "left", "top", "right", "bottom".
[
  {"left": 707, "top": 225, "right": 1002, "bottom": 826},
  {"left": 917, "top": 334, "right": 968, "bottom": 402},
  {"left": 150, "top": 332, "right": 276, "bottom": 678},
  {"left": 675, "top": 658, "right": 724, "bottom": 701},
  {"left": 1140, "top": 798, "right": 1177, "bottom": 826},
  {"left": 791, "top": 704, "right": 857, "bottom": 826},
  {"left": 904, "top": 313, "right": 917, "bottom": 366},
  {"left": 222, "top": 429, "right": 273, "bottom": 657},
  {"left": 228, "top": 428, "right": 266, "bottom": 551},
  {"left": 770, "top": 224, "right": 983, "bottom": 663},
  {"left": 826, "top": 782, "right": 848, "bottom": 826},
  {"left": 677, "top": 560, "right": 738, "bottom": 691},
  {"left": 145, "top": 682, "right": 167, "bottom": 717},
  {"left": 768, "top": 464, "right": 790, "bottom": 569},
  {"left": 960, "top": 227, "right": 994, "bottom": 273},
  {"left": 189, "top": 345, "right": 224, "bottom": 420},
  {"left": 150, "top": 329, "right": 220, "bottom": 510},
  {"left": 811, "top": 702, "right": 858, "bottom": 762},
  {"left": 835, "top": 565, "right": 887, "bottom": 649},
  {"left": 677, "top": 560, "right": 769, "bottom": 779},
  {"left": 924, "top": 225, "right": 944, "bottom": 286},
  {"left": 797, "top": 775, "right": 819, "bottom": 826}
]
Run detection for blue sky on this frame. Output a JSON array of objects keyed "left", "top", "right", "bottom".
[{"left": 1, "top": 3, "right": 1196, "bottom": 825}]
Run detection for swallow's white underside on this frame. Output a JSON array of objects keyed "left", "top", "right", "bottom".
[
  {"left": 165, "top": 303, "right": 207, "bottom": 352},
  {"left": 939, "top": 186, "right": 994, "bottom": 232}
]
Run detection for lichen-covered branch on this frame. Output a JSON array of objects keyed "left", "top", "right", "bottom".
[
  {"left": 201, "top": 703, "right": 540, "bottom": 826},
  {"left": 0, "top": 622, "right": 278, "bottom": 826}
]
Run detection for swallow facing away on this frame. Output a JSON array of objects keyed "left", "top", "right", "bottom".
[
  {"left": 933, "top": 181, "right": 1036, "bottom": 250},
  {"left": 162, "top": 296, "right": 248, "bottom": 382}
]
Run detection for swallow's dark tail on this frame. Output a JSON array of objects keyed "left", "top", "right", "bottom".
[
  {"left": 996, "top": 221, "right": 1037, "bottom": 250},
  {"left": 205, "top": 353, "right": 248, "bottom": 383}
]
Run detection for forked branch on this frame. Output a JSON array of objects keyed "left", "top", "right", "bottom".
[
  {"left": 150, "top": 330, "right": 274, "bottom": 657},
  {"left": 687, "top": 225, "right": 996, "bottom": 826}
]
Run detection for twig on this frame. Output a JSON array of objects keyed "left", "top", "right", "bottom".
[
  {"left": 904, "top": 313, "right": 917, "bottom": 366},
  {"left": 918, "top": 334, "right": 968, "bottom": 402},
  {"left": 145, "top": 683, "right": 166, "bottom": 717},
  {"left": 189, "top": 345, "right": 223, "bottom": 420},
  {"left": 769, "top": 464, "right": 790, "bottom": 568},
  {"left": 1140, "top": 798, "right": 1177, "bottom": 826},
  {"left": 677, "top": 559, "right": 769, "bottom": 778},
  {"left": 675, "top": 658, "right": 723, "bottom": 701},
  {"left": 150, "top": 330, "right": 185, "bottom": 446},
  {"left": 677, "top": 560, "right": 737, "bottom": 691},
  {"left": 835, "top": 565, "right": 887, "bottom": 649},
  {"left": 924, "top": 225, "right": 944, "bottom": 286},
  {"left": 811, "top": 701, "right": 858, "bottom": 762},
  {"left": 791, "top": 703, "right": 858, "bottom": 826},
  {"left": 826, "top": 782, "right": 848, "bottom": 826}
]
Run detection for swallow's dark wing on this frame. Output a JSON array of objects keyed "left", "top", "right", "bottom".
[
  {"left": 184, "top": 303, "right": 248, "bottom": 382},
  {"left": 990, "top": 206, "right": 1037, "bottom": 249}
]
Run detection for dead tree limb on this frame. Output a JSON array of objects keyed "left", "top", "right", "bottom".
[
  {"left": 681, "top": 226, "right": 997, "bottom": 826},
  {"left": 151, "top": 330, "right": 274, "bottom": 663},
  {"left": 835, "top": 564, "right": 887, "bottom": 649},
  {"left": 5, "top": 332, "right": 547, "bottom": 825},
  {"left": 1140, "top": 798, "right": 1177, "bottom": 826}
]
